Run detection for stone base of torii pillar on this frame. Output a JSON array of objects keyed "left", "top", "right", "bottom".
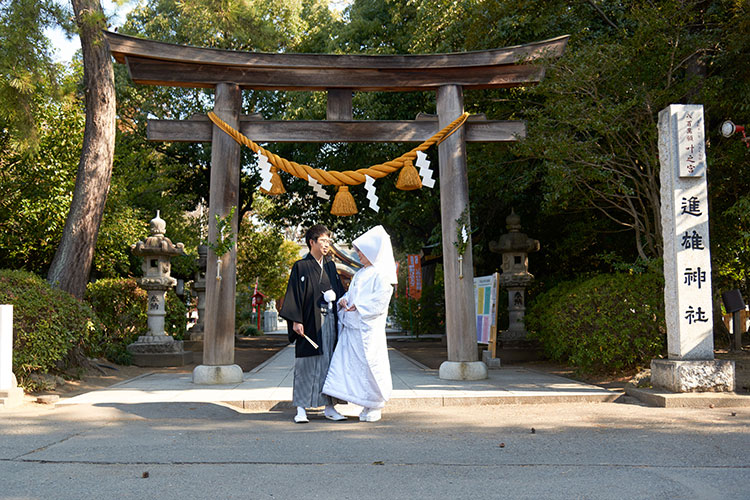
[
  {"left": 193, "top": 364, "right": 243, "bottom": 385},
  {"left": 439, "top": 361, "right": 488, "bottom": 380}
]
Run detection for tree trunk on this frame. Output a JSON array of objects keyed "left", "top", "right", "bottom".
[{"left": 47, "top": 0, "right": 115, "bottom": 299}]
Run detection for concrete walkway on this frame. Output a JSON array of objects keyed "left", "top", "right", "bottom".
[
  {"left": 58, "top": 345, "right": 619, "bottom": 410},
  {"left": 6, "top": 347, "right": 750, "bottom": 499}
]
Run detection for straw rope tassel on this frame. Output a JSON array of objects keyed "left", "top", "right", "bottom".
[
  {"left": 331, "top": 185, "right": 358, "bottom": 216},
  {"left": 266, "top": 166, "right": 286, "bottom": 195},
  {"left": 395, "top": 158, "right": 422, "bottom": 190}
]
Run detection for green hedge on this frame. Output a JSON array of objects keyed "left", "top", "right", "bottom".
[
  {"left": 392, "top": 283, "right": 446, "bottom": 337},
  {"left": 525, "top": 270, "right": 666, "bottom": 374},
  {"left": 0, "top": 270, "right": 104, "bottom": 391},
  {"left": 85, "top": 278, "right": 146, "bottom": 364},
  {"left": 85, "top": 278, "right": 187, "bottom": 364}
]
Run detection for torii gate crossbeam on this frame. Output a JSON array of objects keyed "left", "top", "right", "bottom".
[{"left": 106, "top": 32, "right": 567, "bottom": 383}]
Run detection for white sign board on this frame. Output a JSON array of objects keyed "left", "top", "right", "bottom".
[
  {"left": 658, "top": 104, "right": 714, "bottom": 359},
  {"left": 0, "top": 305, "right": 13, "bottom": 390},
  {"left": 676, "top": 106, "right": 706, "bottom": 177},
  {"left": 474, "top": 274, "right": 498, "bottom": 344}
]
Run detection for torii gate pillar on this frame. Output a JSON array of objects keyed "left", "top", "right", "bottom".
[
  {"left": 193, "top": 83, "right": 244, "bottom": 384},
  {"left": 437, "top": 85, "right": 487, "bottom": 380}
]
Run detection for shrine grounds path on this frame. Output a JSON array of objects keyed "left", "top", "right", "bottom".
[
  {"left": 2, "top": 396, "right": 748, "bottom": 499},
  {"left": 2, "top": 335, "right": 749, "bottom": 499}
]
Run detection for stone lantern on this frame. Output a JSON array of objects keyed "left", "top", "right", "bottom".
[
  {"left": 184, "top": 244, "right": 207, "bottom": 352},
  {"left": 489, "top": 209, "right": 540, "bottom": 360},
  {"left": 128, "top": 211, "right": 193, "bottom": 366}
]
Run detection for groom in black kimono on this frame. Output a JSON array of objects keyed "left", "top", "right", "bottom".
[{"left": 279, "top": 224, "right": 347, "bottom": 423}]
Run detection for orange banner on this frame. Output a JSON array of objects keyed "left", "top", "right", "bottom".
[{"left": 407, "top": 254, "right": 422, "bottom": 300}]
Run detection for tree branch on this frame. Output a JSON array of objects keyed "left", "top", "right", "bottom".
[{"left": 586, "top": 0, "right": 619, "bottom": 30}]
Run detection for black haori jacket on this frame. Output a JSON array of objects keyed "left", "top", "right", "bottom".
[{"left": 279, "top": 253, "right": 346, "bottom": 357}]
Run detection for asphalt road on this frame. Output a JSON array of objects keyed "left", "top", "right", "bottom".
[{"left": 1, "top": 400, "right": 748, "bottom": 499}]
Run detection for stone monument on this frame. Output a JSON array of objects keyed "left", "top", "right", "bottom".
[
  {"left": 0, "top": 305, "right": 24, "bottom": 408},
  {"left": 654, "top": 104, "right": 734, "bottom": 392},
  {"left": 128, "top": 211, "right": 193, "bottom": 367},
  {"left": 263, "top": 300, "right": 278, "bottom": 332},
  {"left": 489, "top": 209, "right": 541, "bottom": 362},
  {"left": 183, "top": 244, "right": 207, "bottom": 352}
]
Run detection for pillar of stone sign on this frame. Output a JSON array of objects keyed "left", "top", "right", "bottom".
[
  {"left": 652, "top": 104, "right": 734, "bottom": 392},
  {"left": 193, "top": 83, "right": 243, "bottom": 384},
  {"left": 436, "top": 85, "right": 488, "bottom": 380},
  {"left": 0, "top": 305, "right": 24, "bottom": 408}
]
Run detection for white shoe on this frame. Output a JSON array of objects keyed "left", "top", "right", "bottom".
[
  {"left": 324, "top": 406, "right": 347, "bottom": 421},
  {"left": 294, "top": 407, "right": 309, "bottom": 424},
  {"left": 359, "top": 408, "right": 382, "bottom": 422}
]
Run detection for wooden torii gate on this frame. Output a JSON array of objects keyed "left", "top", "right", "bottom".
[{"left": 106, "top": 32, "right": 567, "bottom": 383}]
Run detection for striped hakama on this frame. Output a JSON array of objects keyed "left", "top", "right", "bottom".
[{"left": 292, "top": 306, "right": 337, "bottom": 408}]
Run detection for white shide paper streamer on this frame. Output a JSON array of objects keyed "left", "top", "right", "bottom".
[
  {"left": 256, "top": 152, "right": 274, "bottom": 192},
  {"left": 365, "top": 175, "right": 379, "bottom": 212},
  {"left": 416, "top": 150, "right": 435, "bottom": 188},
  {"left": 307, "top": 175, "right": 330, "bottom": 200}
]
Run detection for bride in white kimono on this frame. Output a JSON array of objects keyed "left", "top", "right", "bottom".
[{"left": 323, "top": 225, "right": 397, "bottom": 422}]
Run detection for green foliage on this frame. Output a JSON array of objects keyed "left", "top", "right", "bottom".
[
  {"left": 165, "top": 288, "right": 188, "bottom": 340},
  {"left": 85, "top": 278, "right": 188, "bottom": 364},
  {"left": 526, "top": 268, "right": 666, "bottom": 374},
  {"left": 713, "top": 196, "right": 750, "bottom": 297},
  {"left": 392, "top": 285, "right": 445, "bottom": 338},
  {"left": 0, "top": 90, "right": 83, "bottom": 274},
  {"left": 392, "top": 265, "right": 445, "bottom": 337},
  {"left": 701, "top": 2, "right": 750, "bottom": 296},
  {"left": 513, "top": 0, "right": 750, "bottom": 264},
  {"left": 126, "top": 0, "right": 335, "bottom": 53},
  {"left": 453, "top": 207, "right": 470, "bottom": 256},
  {"left": 207, "top": 206, "right": 236, "bottom": 258},
  {"left": 0, "top": 269, "right": 104, "bottom": 391},
  {"left": 235, "top": 207, "right": 299, "bottom": 333},
  {"left": 85, "top": 278, "right": 145, "bottom": 364},
  {"left": 105, "top": 122, "right": 203, "bottom": 279},
  {"left": 237, "top": 322, "right": 261, "bottom": 338},
  {"left": 236, "top": 208, "right": 301, "bottom": 301},
  {"left": 93, "top": 205, "right": 149, "bottom": 279},
  {"left": 0, "top": 0, "right": 73, "bottom": 150}
]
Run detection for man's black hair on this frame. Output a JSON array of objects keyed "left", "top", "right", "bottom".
[{"left": 305, "top": 224, "right": 331, "bottom": 250}]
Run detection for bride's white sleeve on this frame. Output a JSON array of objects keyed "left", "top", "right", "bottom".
[{"left": 350, "top": 272, "right": 392, "bottom": 320}]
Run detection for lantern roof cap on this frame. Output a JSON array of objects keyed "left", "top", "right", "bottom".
[{"left": 132, "top": 210, "right": 186, "bottom": 257}]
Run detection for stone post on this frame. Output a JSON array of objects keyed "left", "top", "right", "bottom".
[
  {"left": 436, "top": 85, "right": 487, "bottom": 380},
  {"left": 0, "top": 305, "right": 24, "bottom": 408},
  {"left": 263, "top": 300, "right": 278, "bottom": 333},
  {"left": 184, "top": 244, "right": 207, "bottom": 352},
  {"left": 654, "top": 104, "right": 734, "bottom": 392},
  {"left": 193, "top": 82, "right": 243, "bottom": 384}
]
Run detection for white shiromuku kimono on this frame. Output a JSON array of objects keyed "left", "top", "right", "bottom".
[{"left": 323, "top": 226, "right": 397, "bottom": 410}]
